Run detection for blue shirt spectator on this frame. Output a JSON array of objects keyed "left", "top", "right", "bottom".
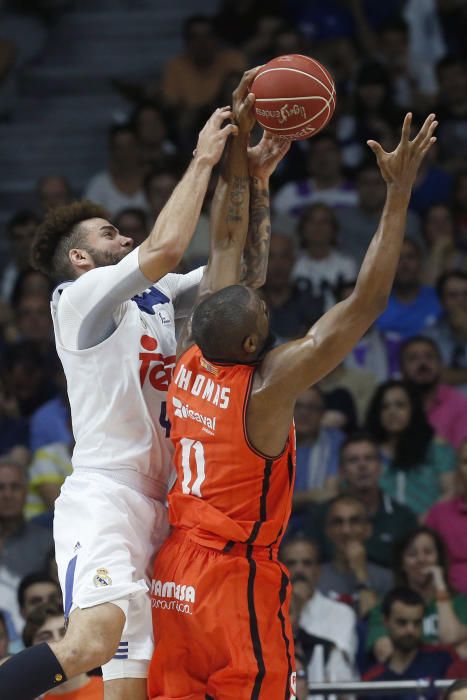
[{"left": 29, "top": 395, "right": 71, "bottom": 452}]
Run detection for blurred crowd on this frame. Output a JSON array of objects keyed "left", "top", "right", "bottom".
[{"left": 1, "top": 0, "right": 467, "bottom": 697}]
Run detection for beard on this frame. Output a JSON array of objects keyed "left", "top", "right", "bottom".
[
  {"left": 86, "top": 245, "right": 130, "bottom": 268},
  {"left": 394, "top": 635, "right": 420, "bottom": 653}
]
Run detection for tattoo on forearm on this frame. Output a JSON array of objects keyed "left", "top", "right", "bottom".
[
  {"left": 228, "top": 175, "right": 249, "bottom": 223},
  {"left": 242, "top": 177, "right": 271, "bottom": 288}
]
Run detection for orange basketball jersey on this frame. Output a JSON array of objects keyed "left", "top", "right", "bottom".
[{"left": 166, "top": 344, "right": 296, "bottom": 550}]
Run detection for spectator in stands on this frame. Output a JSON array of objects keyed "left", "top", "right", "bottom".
[
  {"left": 10, "top": 269, "right": 53, "bottom": 307},
  {"left": 29, "top": 360, "right": 71, "bottom": 452},
  {"left": 292, "top": 203, "right": 357, "bottom": 303},
  {"left": 273, "top": 134, "right": 357, "bottom": 220},
  {"left": 366, "top": 379, "right": 455, "bottom": 514},
  {"left": 423, "top": 271, "right": 467, "bottom": 392},
  {"left": 143, "top": 166, "right": 178, "bottom": 221},
  {"left": 114, "top": 207, "right": 148, "bottom": 247},
  {"left": 377, "top": 18, "right": 439, "bottom": 110},
  {"left": 335, "top": 279, "right": 394, "bottom": 381},
  {"left": 409, "top": 139, "right": 453, "bottom": 218},
  {"left": 2, "top": 341, "right": 55, "bottom": 418},
  {"left": 436, "top": 56, "right": 467, "bottom": 173},
  {"left": 336, "top": 60, "right": 401, "bottom": 170},
  {"left": 143, "top": 165, "right": 210, "bottom": 268},
  {"left": 0, "top": 376, "right": 29, "bottom": 456},
  {"left": 161, "top": 14, "right": 246, "bottom": 141},
  {"left": 340, "top": 433, "right": 417, "bottom": 563},
  {"left": 364, "top": 588, "right": 457, "bottom": 697},
  {"left": 0, "top": 612, "right": 8, "bottom": 662},
  {"left": 336, "top": 161, "right": 421, "bottom": 266},
  {"left": 400, "top": 335, "right": 467, "bottom": 448},
  {"left": 304, "top": 433, "right": 417, "bottom": 568},
  {"left": 453, "top": 171, "right": 467, "bottom": 243},
  {"left": 318, "top": 361, "right": 378, "bottom": 428},
  {"left": 319, "top": 494, "right": 392, "bottom": 618},
  {"left": 0, "top": 211, "right": 39, "bottom": 301},
  {"left": 11, "top": 294, "right": 53, "bottom": 354},
  {"left": 27, "top": 439, "right": 72, "bottom": 519},
  {"left": 376, "top": 238, "right": 442, "bottom": 341},
  {"left": 36, "top": 176, "right": 73, "bottom": 215},
  {"left": 261, "top": 232, "right": 324, "bottom": 343},
  {"left": 22, "top": 600, "right": 103, "bottom": 699},
  {"left": 293, "top": 386, "right": 344, "bottom": 510},
  {"left": 367, "top": 527, "right": 467, "bottom": 663},
  {"left": 0, "top": 458, "right": 53, "bottom": 638},
  {"left": 84, "top": 124, "right": 147, "bottom": 216},
  {"left": 131, "top": 102, "right": 177, "bottom": 173},
  {"left": 422, "top": 204, "right": 459, "bottom": 285},
  {"left": 18, "top": 573, "right": 61, "bottom": 623},
  {"left": 426, "top": 438, "right": 467, "bottom": 594},
  {"left": 280, "top": 535, "right": 358, "bottom": 687}
]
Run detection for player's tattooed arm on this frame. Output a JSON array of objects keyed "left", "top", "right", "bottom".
[
  {"left": 241, "top": 133, "right": 290, "bottom": 288},
  {"left": 240, "top": 176, "right": 270, "bottom": 288}
]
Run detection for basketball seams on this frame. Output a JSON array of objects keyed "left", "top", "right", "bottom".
[
  {"left": 254, "top": 66, "right": 334, "bottom": 99},
  {"left": 252, "top": 54, "right": 336, "bottom": 140}
]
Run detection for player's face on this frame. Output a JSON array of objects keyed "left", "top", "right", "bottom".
[
  {"left": 401, "top": 342, "right": 441, "bottom": 387},
  {"left": 326, "top": 502, "right": 369, "bottom": 549},
  {"left": 32, "top": 615, "right": 66, "bottom": 646},
  {"left": 294, "top": 389, "right": 324, "bottom": 439},
  {"left": 22, "top": 582, "right": 60, "bottom": 619},
  {"left": 281, "top": 541, "right": 319, "bottom": 595},
  {"left": 380, "top": 386, "right": 412, "bottom": 435},
  {"left": 395, "top": 241, "right": 422, "bottom": 288},
  {"left": 266, "top": 235, "right": 295, "bottom": 288},
  {"left": 385, "top": 602, "right": 423, "bottom": 652},
  {"left": 442, "top": 277, "right": 467, "bottom": 315},
  {"left": 340, "top": 441, "right": 381, "bottom": 490},
  {"left": 81, "top": 218, "right": 134, "bottom": 268},
  {"left": 0, "top": 465, "right": 27, "bottom": 518},
  {"left": 402, "top": 533, "right": 438, "bottom": 587}
]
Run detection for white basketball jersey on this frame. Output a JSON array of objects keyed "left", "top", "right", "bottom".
[{"left": 51, "top": 256, "right": 202, "bottom": 501}]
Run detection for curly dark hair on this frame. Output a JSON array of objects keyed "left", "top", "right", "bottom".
[
  {"left": 366, "top": 379, "right": 433, "bottom": 469},
  {"left": 30, "top": 200, "right": 109, "bottom": 281}
]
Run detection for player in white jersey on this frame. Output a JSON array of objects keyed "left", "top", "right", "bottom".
[{"left": 0, "top": 103, "right": 242, "bottom": 700}]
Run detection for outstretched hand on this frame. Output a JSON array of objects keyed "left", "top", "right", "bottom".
[
  {"left": 367, "top": 113, "right": 438, "bottom": 194},
  {"left": 248, "top": 131, "right": 291, "bottom": 179},
  {"left": 232, "top": 66, "right": 261, "bottom": 134},
  {"left": 194, "top": 106, "right": 238, "bottom": 166}
]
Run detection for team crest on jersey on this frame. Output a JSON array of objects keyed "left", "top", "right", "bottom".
[
  {"left": 93, "top": 568, "right": 112, "bottom": 587},
  {"left": 200, "top": 357, "right": 220, "bottom": 376},
  {"left": 133, "top": 287, "right": 170, "bottom": 315}
]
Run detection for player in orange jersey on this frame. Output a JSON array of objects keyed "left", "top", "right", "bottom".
[{"left": 148, "top": 88, "right": 438, "bottom": 698}]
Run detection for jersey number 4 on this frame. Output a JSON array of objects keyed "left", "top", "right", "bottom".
[{"left": 180, "top": 438, "right": 206, "bottom": 497}]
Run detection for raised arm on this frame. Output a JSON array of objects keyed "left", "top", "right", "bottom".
[
  {"left": 175, "top": 69, "right": 258, "bottom": 357},
  {"left": 248, "top": 113, "right": 438, "bottom": 456},
  {"left": 138, "top": 107, "right": 236, "bottom": 282},
  {"left": 241, "top": 133, "right": 291, "bottom": 288}
]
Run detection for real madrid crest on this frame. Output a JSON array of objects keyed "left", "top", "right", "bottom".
[{"left": 93, "top": 568, "right": 112, "bottom": 587}]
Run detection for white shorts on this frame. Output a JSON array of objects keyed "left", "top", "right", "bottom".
[{"left": 54, "top": 470, "right": 169, "bottom": 666}]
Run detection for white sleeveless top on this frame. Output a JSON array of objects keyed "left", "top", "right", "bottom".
[{"left": 51, "top": 247, "right": 202, "bottom": 500}]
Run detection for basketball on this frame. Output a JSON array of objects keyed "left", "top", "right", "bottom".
[{"left": 251, "top": 54, "right": 336, "bottom": 141}]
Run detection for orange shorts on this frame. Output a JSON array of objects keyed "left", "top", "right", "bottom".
[{"left": 148, "top": 530, "right": 296, "bottom": 700}]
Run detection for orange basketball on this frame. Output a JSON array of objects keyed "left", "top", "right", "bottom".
[{"left": 251, "top": 54, "right": 336, "bottom": 140}]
